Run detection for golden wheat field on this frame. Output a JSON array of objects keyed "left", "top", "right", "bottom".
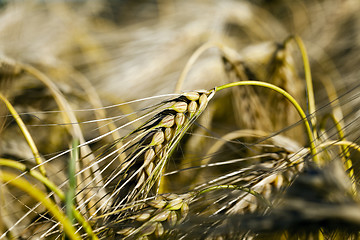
[{"left": 0, "top": 0, "right": 360, "bottom": 239}]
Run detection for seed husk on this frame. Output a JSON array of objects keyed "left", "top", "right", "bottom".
[
  {"left": 198, "top": 94, "right": 208, "bottom": 111},
  {"left": 144, "top": 148, "right": 155, "bottom": 167},
  {"left": 184, "top": 91, "right": 200, "bottom": 101},
  {"left": 147, "top": 198, "right": 167, "bottom": 209},
  {"left": 154, "top": 222, "right": 164, "bottom": 237},
  {"left": 284, "top": 170, "right": 294, "bottom": 181},
  {"left": 154, "top": 144, "right": 163, "bottom": 154},
  {"left": 178, "top": 202, "right": 189, "bottom": 223},
  {"left": 273, "top": 175, "right": 284, "bottom": 189},
  {"left": 188, "top": 101, "right": 198, "bottom": 113},
  {"left": 248, "top": 202, "right": 257, "bottom": 212},
  {"left": 150, "top": 130, "right": 165, "bottom": 146},
  {"left": 116, "top": 227, "right": 135, "bottom": 236},
  {"left": 152, "top": 209, "right": 171, "bottom": 222},
  {"left": 296, "top": 161, "right": 304, "bottom": 172},
  {"left": 166, "top": 198, "right": 183, "bottom": 210},
  {"left": 145, "top": 162, "right": 154, "bottom": 176},
  {"left": 197, "top": 89, "right": 210, "bottom": 94},
  {"left": 135, "top": 171, "right": 146, "bottom": 189},
  {"left": 180, "top": 202, "right": 189, "bottom": 217},
  {"left": 160, "top": 115, "right": 175, "bottom": 128},
  {"left": 180, "top": 193, "right": 194, "bottom": 200},
  {"left": 262, "top": 183, "right": 272, "bottom": 199},
  {"left": 175, "top": 113, "right": 185, "bottom": 126},
  {"left": 134, "top": 211, "right": 152, "bottom": 222},
  {"left": 163, "top": 193, "right": 179, "bottom": 200},
  {"left": 171, "top": 101, "right": 187, "bottom": 113},
  {"left": 154, "top": 144, "right": 164, "bottom": 159},
  {"left": 167, "top": 211, "right": 177, "bottom": 227},
  {"left": 140, "top": 222, "right": 157, "bottom": 236},
  {"left": 164, "top": 127, "right": 173, "bottom": 141}
]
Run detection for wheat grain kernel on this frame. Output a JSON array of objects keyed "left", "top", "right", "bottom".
[
  {"left": 135, "top": 171, "right": 146, "bottom": 189},
  {"left": 150, "top": 130, "right": 165, "bottom": 146},
  {"left": 180, "top": 202, "right": 189, "bottom": 217},
  {"left": 154, "top": 222, "right": 164, "bottom": 237},
  {"left": 140, "top": 222, "right": 157, "bottom": 236},
  {"left": 163, "top": 193, "right": 179, "bottom": 200},
  {"left": 154, "top": 144, "right": 163, "bottom": 154},
  {"left": 198, "top": 94, "right": 208, "bottom": 111},
  {"left": 172, "top": 101, "right": 187, "bottom": 113},
  {"left": 166, "top": 198, "right": 183, "bottom": 210},
  {"left": 144, "top": 148, "right": 155, "bottom": 167},
  {"left": 175, "top": 113, "right": 185, "bottom": 126},
  {"left": 116, "top": 227, "right": 135, "bottom": 235},
  {"left": 178, "top": 202, "right": 189, "bottom": 223},
  {"left": 154, "top": 145, "right": 164, "bottom": 159},
  {"left": 248, "top": 201, "right": 257, "bottom": 212},
  {"left": 147, "top": 198, "right": 167, "bottom": 209},
  {"left": 145, "top": 162, "right": 154, "bottom": 176},
  {"left": 152, "top": 209, "right": 171, "bottom": 222},
  {"left": 135, "top": 211, "right": 152, "bottom": 222},
  {"left": 167, "top": 211, "right": 177, "bottom": 227},
  {"left": 188, "top": 101, "right": 198, "bottom": 113},
  {"left": 164, "top": 127, "right": 173, "bottom": 141},
  {"left": 296, "top": 162, "right": 304, "bottom": 172},
  {"left": 197, "top": 89, "right": 210, "bottom": 94},
  {"left": 284, "top": 170, "right": 294, "bottom": 181},
  {"left": 262, "top": 182, "right": 271, "bottom": 199},
  {"left": 184, "top": 91, "right": 200, "bottom": 101},
  {"left": 180, "top": 193, "right": 194, "bottom": 200},
  {"left": 273, "top": 175, "right": 284, "bottom": 189},
  {"left": 160, "top": 115, "right": 175, "bottom": 128}
]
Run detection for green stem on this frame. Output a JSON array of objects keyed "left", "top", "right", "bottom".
[
  {"left": 66, "top": 139, "right": 79, "bottom": 224},
  {"left": 216, "top": 80, "right": 319, "bottom": 163},
  {"left": 285, "top": 35, "right": 317, "bottom": 138}
]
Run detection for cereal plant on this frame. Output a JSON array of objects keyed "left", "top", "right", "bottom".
[{"left": 0, "top": 1, "right": 359, "bottom": 239}]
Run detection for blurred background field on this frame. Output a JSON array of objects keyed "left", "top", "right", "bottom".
[{"left": 0, "top": 0, "right": 359, "bottom": 239}]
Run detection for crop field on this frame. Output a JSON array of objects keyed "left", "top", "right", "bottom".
[{"left": 0, "top": 0, "right": 359, "bottom": 239}]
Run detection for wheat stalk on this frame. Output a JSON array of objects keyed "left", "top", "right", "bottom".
[
  {"left": 1, "top": 1, "right": 359, "bottom": 239},
  {"left": 103, "top": 90, "right": 215, "bottom": 219},
  {"left": 113, "top": 192, "right": 194, "bottom": 239}
]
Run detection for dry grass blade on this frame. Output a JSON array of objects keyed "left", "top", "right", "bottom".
[
  {"left": 3, "top": 62, "right": 112, "bottom": 218},
  {"left": 0, "top": 93, "right": 46, "bottom": 177}
]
